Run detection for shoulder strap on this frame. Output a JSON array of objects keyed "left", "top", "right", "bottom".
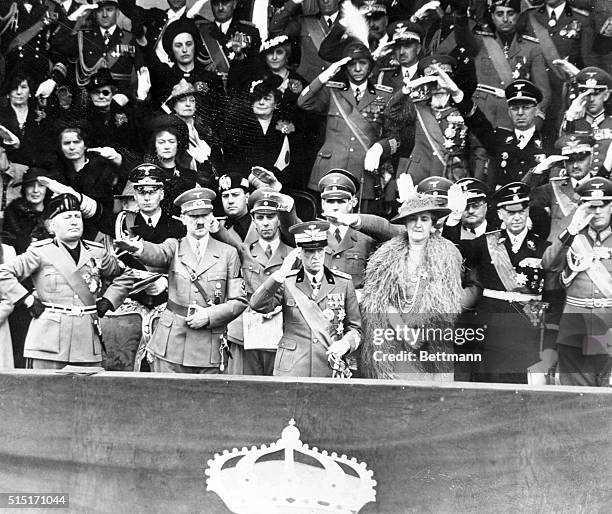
[
  {"left": 285, "top": 280, "right": 333, "bottom": 350},
  {"left": 176, "top": 240, "right": 213, "bottom": 305},
  {"left": 480, "top": 35, "right": 514, "bottom": 87},
  {"left": 485, "top": 232, "right": 520, "bottom": 291}
]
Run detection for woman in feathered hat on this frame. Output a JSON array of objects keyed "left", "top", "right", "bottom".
[{"left": 360, "top": 178, "right": 478, "bottom": 380}]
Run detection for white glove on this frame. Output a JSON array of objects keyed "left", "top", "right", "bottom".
[
  {"left": 565, "top": 90, "right": 589, "bottom": 122},
  {"left": 188, "top": 139, "right": 212, "bottom": 163},
  {"left": 326, "top": 337, "right": 351, "bottom": 357},
  {"left": 112, "top": 93, "right": 129, "bottom": 107},
  {"left": 447, "top": 183, "right": 468, "bottom": 214},
  {"left": 136, "top": 67, "right": 151, "bottom": 101},
  {"left": 531, "top": 155, "right": 567, "bottom": 174},
  {"left": 37, "top": 176, "right": 77, "bottom": 197},
  {"left": 35, "top": 78, "right": 56, "bottom": 99},
  {"left": 68, "top": 3, "right": 98, "bottom": 21},
  {"left": 144, "top": 276, "right": 168, "bottom": 296},
  {"left": 364, "top": 143, "right": 383, "bottom": 172},
  {"left": 412, "top": 0, "right": 441, "bottom": 20},
  {"left": 552, "top": 58, "right": 580, "bottom": 79},
  {"left": 319, "top": 57, "right": 351, "bottom": 83},
  {"left": 567, "top": 203, "right": 594, "bottom": 235}
]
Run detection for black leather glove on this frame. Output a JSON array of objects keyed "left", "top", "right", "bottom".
[
  {"left": 27, "top": 297, "right": 46, "bottom": 319},
  {"left": 450, "top": 0, "right": 469, "bottom": 16},
  {"left": 96, "top": 298, "right": 113, "bottom": 318}
]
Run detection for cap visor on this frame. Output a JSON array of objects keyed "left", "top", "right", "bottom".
[{"left": 183, "top": 208, "right": 212, "bottom": 216}]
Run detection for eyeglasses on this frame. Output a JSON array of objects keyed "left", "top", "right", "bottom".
[
  {"left": 92, "top": 88, "right": 113, "bottom": 97},
  {"left": 467, "top": 200, "right": 486, "bottom": 209}
]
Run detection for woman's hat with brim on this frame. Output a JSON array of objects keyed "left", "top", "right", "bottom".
[
  {"left": 259, "top": 34, "right": 291, "bottom": 55},
  {"left": 12, "top": 167, "right": 53, "bottom": 187},
  {"left": 147, "top": 114, "right": 189, "bottom": 150},
  {"left": 162, "top": 19, "right": 201, "bottom": 61},
  {"left": 86, "top": 68, "right": 117, "bottom": 91},
  {"left": 391, "top": 194, "right": 451, "bottom": 224},
  {"left": 164, "top": 79, "right": 206, "bottom": 109},
  {"left": 249, "top": 74, "right": 283, "bottom": 100}
]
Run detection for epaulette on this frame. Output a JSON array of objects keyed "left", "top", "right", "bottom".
[
  {"left": 475, "top": 30, "right": 495, "bottom": 37},
  {"left": 522, "top": 34, "right": 539, "bottom": 43},
  {"left": 326, "top": 81, "right": 346, "bottom": 89},
  {"left": 30, "top": 238, "right": 52, "bottom": 247},
  {"left": 375, "top": 84, "right": 393, "bottom": 94},
  {"left": 286, "top": 269, "right": 300, "bottom": 276},
  {"left": 570, "top": 6, "right": 589, "bottom": 17},
  {"left": 330, "top": 268, "right": 351, "bottom": 279},
  {"left": 378, "top": 66, "right": 397, "bottom": 72},
  {"left": 83, "top": 239, "right": 104, "bottom": 248},
  {"left": 240, "top": 20, "right": 257, "bottom": 27},
  {"left": 484, "top": 229, "right": 502, "bottom": 235}
]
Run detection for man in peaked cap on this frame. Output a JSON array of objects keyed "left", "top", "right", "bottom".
[
  {"left": 298, "top": 38, "right": 395, "bottom": 215},
  {"left": 562, "top": 67, "right": 612, "bottom": 177},
  {"left": 210, "top": 187, "right": 294, "bottom": 375},
  {"left": 542, "top": 177, "right": 612, "bottom": 386},
  {"left": 375, "top": 21, "right": 424, "bottom": 92},
  {"left": 0, "top": 193, "right": 134, "bottom": 369},
  {"left": 116, "top": 187, "right": 248, "bottom": 373},
  {"left": 443, "top": 178, "right": 491, "bottom": 241},
  {"left": 445, "top": 182, "right": 551, "bottom": 383},
  {"left": 250, "top": 220, "right": 361, "bottom": 377},
  {"left": 217, "top": 172, "right": 255, "bottom": 242}
]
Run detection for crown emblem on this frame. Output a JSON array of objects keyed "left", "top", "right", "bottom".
[{"left": 205, "top": 419, "right": 377, "bottom": 513}]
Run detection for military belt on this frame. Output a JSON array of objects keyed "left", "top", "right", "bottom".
[
  {"left": 566, "top": 296, "right": 612, "bottom": 309},
  {"left": 166, "top": 299, "right": 191, "bottom": 317},
  {"left": 42, "top": 302, "right": 97, "bottom": 316},
  {"left": 483, "top": 289, "right": 542, "bottom": 303},
  {"left": 475, "top": 84, "right": 506, "bottom": 98}
]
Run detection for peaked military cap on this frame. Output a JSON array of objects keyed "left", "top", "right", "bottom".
[
  {"left": 555, "top": 134, "right": 594, "bottom": 157},
  {"left": 577, "top": 177, "right": 612, "bottom": 205},
  {"left": 493, "top": 182, "right": 530, "bottom": 208},
  {"left": 129, "top": 163, "right": 165, "bottom": 188},
  {"left": 319, "top": 169, "right": 360, "bottom": 199},
  {"left": 488, "top": 0, "right": 521, "bottom": 11},
  {"left": 417, "top": 176, "right": 453, "bottom": 200},
  {"left": 248, "top": 187, "right": 281, "bottom": 213},
  {"left": 505, "top": 79, "right": 542, "bottom": 105},
  {"left": 576, "top": 67, "right": 612, "bottom": 90},
  {"left": 387, "top": 21, "right": 423, "bottom": 44},
  {"left": 418, "top": 54, "right": 456, "bottom": 76},
  {"left": 174, "top": 187, "right": 216, "bottom": 215},
  {"left": 455, "top": 178, "right": 489, "bottom": 202},
  {"left": 290, "top": 221, "right": 330, "bottom": 249}
]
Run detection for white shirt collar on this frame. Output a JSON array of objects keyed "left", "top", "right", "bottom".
[
  {"left": 571, "top": 173, "right": 592, "bottom": 190},
  {"left": 324, "top": 12, "right": 338, "bottom": 25},
  {"left": 401, "top": 63, "right": 418, "bottom": 79},
  {"left": 465, "top": 220, "right": 487, "bottom": 237},
  {"left": 62, "top": 0, "right": 73, "bottom": 12},
  {"left": 167, "top": 5, "right": 186, "bottom": 22},
  {"left": 100, "top": 25, "right": 118, "bottom": 37},
  {"left": 349, "top": 81, "right": 365, "bottom": 94},
  {"left": 260, "top": 237, "right": 280, "bottom": 255},
  {"left": 507, "top": 226, "right": 529, "bottom": 250},
  {"left": 515, "top": 126, "right": 536, "bottom": 149},
  {"left": 305, "top": 269, "right": 324, "bottom": 285},
  {"left": 218, "top": 19, "right": 233, "bottom": 34},
  {"left": 141, "top": 209, "right": 162, "bottom": 228},
  {"left": 547, "top": 3, "right": 566, "bottom": 20},
  {"left": 329, "top": 223, "right": 349, "bottom": 241},
  {"left": 187, "top": 233, "right": 209, "bottom": 257}
]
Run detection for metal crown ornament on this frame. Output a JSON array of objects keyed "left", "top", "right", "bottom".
[{"left": 205, "top": 419, "right": 377, "bottom": 513}]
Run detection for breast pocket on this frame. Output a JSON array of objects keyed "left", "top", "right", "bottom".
[
  {"left": 169, "top": 270, "right": 190, "bottom": 298},
  {"left": 242, "top": 265, "right": 261, "bottom": 290},
  {"left": 275, "top": 338, "right": 298, "bottom": 373},
  {"left": 344, "top": 252, "right": 366, "bottom": 275},
  {"left": 208, "top": 273, "right": 227, "bottom": 304},
  {"left": 42, "top": 271, "right": 60, "bottom": 294},
  {"left": 284, "top": 298, "right": 302, "bottom": 324}
]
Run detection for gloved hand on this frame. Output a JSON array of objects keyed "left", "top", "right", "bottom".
[
  {"left": 364, "top": 143, "right": 383, "bottom": 172},
  {"left": 35, "top": 78, "right": 57, "bottom": 99},
  {"left": 96, "top": 297, "right": 113, "bottom": 318},
  {"left": 26, "top": 296, "right": 46, "bottom": 318}
]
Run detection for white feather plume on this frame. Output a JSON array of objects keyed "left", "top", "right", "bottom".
[
  {"left": 396, "top": 173, "right": 418, "bottom": 203},
  {"left": 340, "top": 1, "right": 369, "bottom": 48}
]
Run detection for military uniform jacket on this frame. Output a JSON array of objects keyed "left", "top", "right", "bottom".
[
  {"left": 0, "top": 239, "right": 134, "bottom": 362},
  {"left": 531, "top": 179, "right": 580, "bottom": 242},
  {"left": 139, "top": 237, "right": 248, "bottom": 367},
  {"left": 269, "top": 1, "right": 332, "bottom": 83},
  {"left": 250, "top": 266, "right": 361, "bottom": 377},
  {"left": 455, "top": 96, "right": 547, "bottom": 188},
  {"left": 298, "top": 77, "right": 393, "bottom": 200},
  {"left": 562, "top": 115, "right": 612, "bottom": 176}
]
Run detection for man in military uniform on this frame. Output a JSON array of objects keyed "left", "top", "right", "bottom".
[
  {"left": 446, "top": 182, "right": 550, "bottom": 383},
  {"left": 542, "top": 177, "right": 612, "bottom": 386},
  {"left": 452, "top": 0, "right": 551, "bottom": 132},
  {"left": 298, "top": 39, "right": 394, "bottom": 215},
  {"left": 250, "top": 220, "right": 361, "bottom": 378},
  {"left": 212, "top": 187, "right": 294, "bottom": 375},
  {"left": 561, "top": 67, "right": 612, "bottom": 177},
  {"left": 116, "top": 187, "right": 248, "bottom": 374},
  {"left": 194, "top": 0, "right": 261, "bottom": 89},
  {"left": 269, "top": 0, "right": 338, "bottom": 83},
  {"left": 0, "top": 193, "right": 134, "bottom": 369},
  {"left": 217, "top": 173, "right": 256, "bottom": 242},
  {"left": 443, "top": 178, "right": 491, "bottom": 240},
  {"left": 446, "top": 73, "right": 549, "bottom": 188},
  {"left": 375, "top": 21, "right": 424, "bottom": 93},
  {"left": 75, "top": 0, "right": 137, "bottom": 94},
  {"left": 366, "top": 55, "right": 487, "bottom": 187},
  {"left": 588, "top": 0, "right": 612, "bottom": 75}
]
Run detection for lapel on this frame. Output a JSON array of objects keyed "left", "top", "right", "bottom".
[
  {"left": 315, "top": 268, "right": 335, "bottom": 304},
  {"left": 76, "top": 241, "right": 93, "bottom": 270},
  {"left": 333, "top": 228, "right": 356, "bottom": 255},
  {"left": 358, "top": 88, "right": 377, "bottom": 110},
  {"left": 266, "top": 241, "right": 290, "bottom": 270},
  {"left": 55, "top": 240, "right": 79, "bottom": 273},
  {"left": 294, "top": 268, "right": 314, "bottom": 298},
  {"left": 343, "top": 86, "right": 358, "bottom": 108},
  {"left": 251, "top": 240, "right": 269, "bottom": 268},
  {"left": 178, "top": 237, "right": 199, "bottom": 274},
  {"left": 506, "top": 36, "right": 520, "bottom": 60},
  {"left": 198, "top": 237, "right": 221, "bottom": 274}
]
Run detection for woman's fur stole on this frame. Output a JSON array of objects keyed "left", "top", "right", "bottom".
[{"left": 361, "top": 232, "right": 464, "bottom": 379}]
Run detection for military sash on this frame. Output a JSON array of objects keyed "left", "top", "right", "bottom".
[
  {"left": 480, "top": 36, "right": 514, "bottom": 87},
  {"left": 415, "top": 103, "right": 447, "bottom": 167},
  {"left": 550, "top": 180, "right": 578, "bottom": 217},
  {"left": 571, "top": 235, "right": 612, "bottom": 296},
  {"left": 330, "top": 89, "right": 374, "bottom": 153},
  {"left": 196, "top": 23, "right": 230, "bottom": 74},
  {"left": 6, "top": 1, "right": 56, "bottom": 54},
  {"left": 285, "top": 280, "right": 333, "bottom": 350},
  {"left": 486, "top": 232, "right": 521, "bottom": 291},
  {"left": 302, "top": 16, "right": 328, "bottom": 51},
  {"left": 526, "top": 11, "right": 564, "bottom": 80}
]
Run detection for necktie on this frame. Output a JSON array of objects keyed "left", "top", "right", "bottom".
[
  {"left": 334, "top": 228, "right": 342, "bottom": 244},
  {"left": 195, "top": 241, "right": 202, "bottom": 262},
  {"left": 354, "top": 88, "right": 362, "bottom": 104},
  {"left": 264, "top": 244, "right": 272, "bottom": 261},
  {"left": 310, "top": 277, "right": 320, "bottom": 300},
  {"left": 549, "top": 10, "right": 557, "bottom": 27},
  {"left": 104, "top": 30, "right": 111, "bottom": 46},
  {"left": 218, "top": 23, "right": 224, "bottom": 34},
  {"left": 326, "top": 17, "right": 333, "bottom": 28},
  {"left": 147, "top": 217, "right": 154, "bottom": 228}
]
